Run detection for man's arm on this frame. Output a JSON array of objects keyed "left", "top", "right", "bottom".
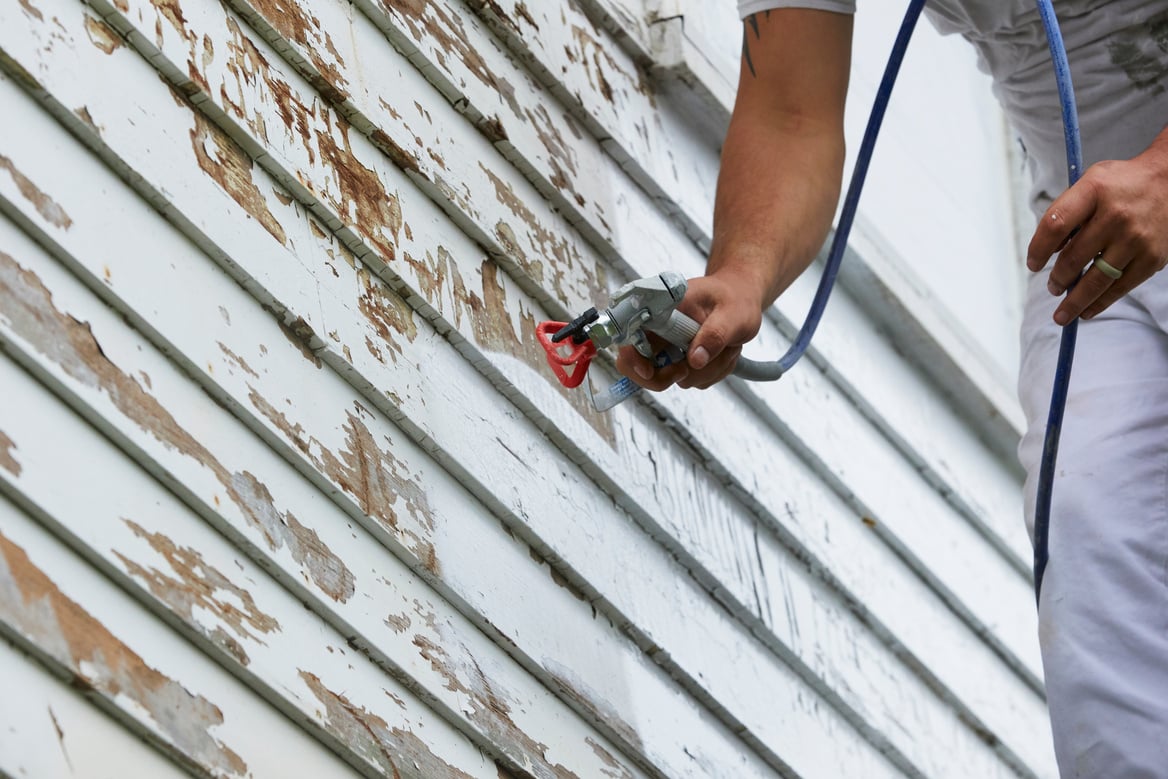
[{"left": 619, "top": 9, "right": 853, "bottom": 389}]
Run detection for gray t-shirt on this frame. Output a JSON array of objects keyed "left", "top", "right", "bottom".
[{"left": 737, "top": 1, "right": 1168, "bottom": 216}]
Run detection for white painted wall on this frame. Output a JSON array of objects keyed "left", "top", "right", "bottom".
[{"left": 0, "top": 0, "right": 1052, "bottom": 777}]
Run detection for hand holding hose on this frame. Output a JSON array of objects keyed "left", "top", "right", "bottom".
[{"left": 1028, "top": 132, "right": 1168, "bottom": 325}]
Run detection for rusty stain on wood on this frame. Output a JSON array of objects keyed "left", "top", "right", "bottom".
[
  {"left": 83, "top": 15, "right": 123, "bottom": 54},
  {"left": 315, "top": 120, "right": 404, "bottom": 262},
  {"left": 299, "top": 669, "right": 477, "bottom": 779},
  {"left": 113, "top": 518, "right": 282, "bottom": 666},
  {"left": 18, "top": 0, "right": 43, "bottom": 21},
  {"left": 47, "top": 705, "right": 73, "bottom": 771},
  {"left": 357, "top": 267, "right": 418, "bottom": 362},
  {"left": 149, "top": 0, "right": 194, "bottom": 43},
  {"left": 243, "top": 0, "right": 350, "bottom": 100},
  {"left": 0, "top": 155, "right": 73, "bottom": 230},
  {"left": 480, "top": 114, "right": 510, "bottom": 144},
  {"left": 0, "top": 531, "right": 248, "bottom": 776},
  {"left": 0, "top": 252, "right": 355, "bottom": 602},
  {"left": 383, "top": 611, "right": 411, "bottom": 634},
  {"left": 384, "top": 0, "right": 523, "bottom": 119},
  {"left": 514, "top": 3, "right": 537, "bottom": 31},
  {"left": 0, "top": 430, "right": 21, "bottom": 477},
  {"left": 189, "top": 112, "right": 288, "bottom": 245},
  {"left": 369, "top": 127, "right": 426, "bottom": 179}
]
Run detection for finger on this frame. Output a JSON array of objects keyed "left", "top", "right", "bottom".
[
  {"left": 1053, "top": 253, "right": 1131, "bottom": 325},
  {"left": 616, "top": 349, "right": 691, "bottom": 391},
  {"left": 688, "top": 307, "right": 760, "bottom": 371},
  {"left": 679, "top": 346, "right": 741, "bottom": 390},
  {"left": 1028, "top": 181, "right": 1099, "bottom": 271},
  {"left": 1046, "top": 220, "right": 1113, "bottom": 295},
  {"left": 1080, "top": 255, "right": 1146, "bottom": 320}
]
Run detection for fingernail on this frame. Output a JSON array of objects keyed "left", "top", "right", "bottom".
[
  {"left": 690, "top": 346, "right": 710, "bottom": 370},
  {"left": 1054, "top": 310, "right": 1070, "bottom": 326},
  {"left": 1048, "top": 280, "right": 1064, "bottom": 296},
  {"left": 634, "top": 363, "right": 653, "bottom": 380}
]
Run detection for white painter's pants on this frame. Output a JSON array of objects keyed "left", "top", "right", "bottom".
[{"left": 1018, "top": 269, "right": 1168, "bottom": 778}]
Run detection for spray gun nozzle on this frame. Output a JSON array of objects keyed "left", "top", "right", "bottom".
[{"left": 551, "top": 307, "right": 599, "bottom": 344}]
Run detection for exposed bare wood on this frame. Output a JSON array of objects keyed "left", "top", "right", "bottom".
[
  {"left": 0, "top": 490, "right": 365, "bottom": 779},
  {"left": 0, "top": 634, "right": 192, "bottom": 779}
]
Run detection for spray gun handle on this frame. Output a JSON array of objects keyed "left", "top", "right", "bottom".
[{"left": 654, "top": 310, "right": 700, "bottom": 349}]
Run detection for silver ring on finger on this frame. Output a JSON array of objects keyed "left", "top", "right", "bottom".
[{"left": 1090, "top": 251, "right": 1123, "bottom": 280}]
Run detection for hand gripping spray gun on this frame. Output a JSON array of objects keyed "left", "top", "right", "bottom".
[
  {"left": 535, "top": 272, "right": 699, "bottom": 411},
  {"left": 535, "top": 271, "right": 788, "bottom": 411}
]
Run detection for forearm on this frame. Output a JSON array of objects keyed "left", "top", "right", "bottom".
[
  {"left": 708, "top": 108, "right": 845, "bottom": 309},
  {"left": 706, "top": 8, "right": 851, "bottom": 311}
]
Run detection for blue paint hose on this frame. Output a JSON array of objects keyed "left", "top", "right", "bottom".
[
  {"left": 735, "top": 0, "right": 929, "bottom": 380},
  {"left": 740, "top": 0, "right": 1078, "bottom": 604},
  {"left": 1032, "top": 0, "right": 1082, "bottom": 605}
]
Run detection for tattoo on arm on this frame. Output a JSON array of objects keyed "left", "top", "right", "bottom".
[{"left": 742, "top": 11, "right": 769, "bottom": 78}]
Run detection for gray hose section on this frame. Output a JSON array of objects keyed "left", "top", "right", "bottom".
[{"left": 732, "top": 357, "right": 784, "bottom": 381}]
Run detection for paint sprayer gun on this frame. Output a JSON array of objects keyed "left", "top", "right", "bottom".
[
  {"left": 537, "top": 271, "right": 788, "bottom": 411},
  {"left": 536, "top": 271, "right": 700, "bottom": 411}
]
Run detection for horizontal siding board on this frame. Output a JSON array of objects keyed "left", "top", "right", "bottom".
[
  {"left": 0, "top": 1, "right": 1051, "bottom": 775},
  {"left": 0, "top": 634, "right": 192, "bottom": 779},
  {"left": 0, "top": 483, "right": 365, "bottom": 779}
]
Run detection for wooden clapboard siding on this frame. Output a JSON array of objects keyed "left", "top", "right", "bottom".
[{"left": 0, "top": 0, "right": 1055, "bottom": 777}]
